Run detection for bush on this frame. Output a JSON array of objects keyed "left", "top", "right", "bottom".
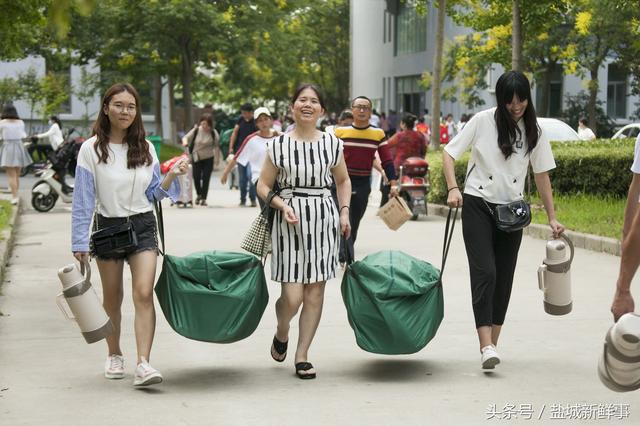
[{"left": 427, "top": 138, "right": 635, "bottom": 204}]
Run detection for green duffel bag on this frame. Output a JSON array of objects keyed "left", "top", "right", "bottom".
[
  {"left": 154, "top": 203, "right": 268, "bottom": 343},
  {"left": 341, "top": 208, "right": 456, "bottom": 355}
]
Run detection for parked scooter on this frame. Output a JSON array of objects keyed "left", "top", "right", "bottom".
[
  {"left": 397, "top": 157, "right": 430, "bottom": 220},
  {"left": 31, "top": 165, "right": 73, "bottom": 212}
]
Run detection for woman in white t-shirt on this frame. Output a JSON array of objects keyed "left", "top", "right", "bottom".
[
  {"left": 71, "top": 83, "right": 188, "bottom": 387},
  {"left": 443, "top": 71, "right": 565, "bottom": 370},
  {"left": 0, "top": 104, "right": 33, "bottom": 204},
  {"left": 577, "top": 117, "right": 596, "bottom": 141}
]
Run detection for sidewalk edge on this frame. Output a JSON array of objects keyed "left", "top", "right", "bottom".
[
  {"left": 0, "top": 200, "right": 20, "bottom": 289},
  {"left": 427, "top": 203, "right": 621, "bottom": 257}
]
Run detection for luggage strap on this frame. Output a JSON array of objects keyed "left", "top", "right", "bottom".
[
  {"left": 438, "top": 207, "right": 458, "bottom": 286},
  {"left": 154, "top": 201, "right": 166, "bottom": 256}
]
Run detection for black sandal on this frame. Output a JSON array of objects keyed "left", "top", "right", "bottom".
[
  {"left": 295, "top": 362, "right": 316, "bottom": 380},
  {"left": 271, "top": 336, "right": 288, "bottom": 362}
]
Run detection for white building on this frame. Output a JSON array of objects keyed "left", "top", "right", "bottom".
[
  {"left": 350, "top": 0, "right": 639, "bottom": 130},
  {"left": 0, "top": 56, "right": 171, "bottom": 138}
]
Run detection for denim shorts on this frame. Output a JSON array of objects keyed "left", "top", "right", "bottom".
[{"left": 90, "top": 211, "right": 158, "bottom": 262}]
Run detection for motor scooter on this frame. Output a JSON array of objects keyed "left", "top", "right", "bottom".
[
  {"left": 31, "top": 165, "right": 73, "bottom": 212},
  {"left": 397, "top": 157, "right": 430, "bottom": 220}
]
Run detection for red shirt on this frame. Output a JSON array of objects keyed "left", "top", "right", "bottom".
[{"left": 388, "top": 130, "right": 427, "bottom": 171}]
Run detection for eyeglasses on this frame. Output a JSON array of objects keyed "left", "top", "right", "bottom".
[
  {"left": 109, "top": 103, "right": 137, "bottom": 114},
  {"left": 352, "top": 104, "right": 371, "bottom": 111}
]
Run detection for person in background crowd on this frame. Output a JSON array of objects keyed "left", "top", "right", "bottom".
[
  {"left": 0, "top": 103, "right": 32, "bottom": 204},
  {"left": 181, "top": 113, "right": 220, "bottom": 206},
  {"left": 325, "top": 109, "right": 353, "bottom": 135},
  {"left": 611, "top": 132, "right": 640, "bottom": 321},
  {"left": 380, "top": 113, "right": 428, "bottom": 205},
  {"left": 370, "top": 108, "right": 381, "bottom": 127},
  {"left": 387, "top": 109, "right": 398, "bottom": 136},
  {"left": 335, "top": 96, "right": 398, "bottom": 264},
  {"left": 446, "top": 113, "right": 457, "bottom": 140},
  {"left": 34, "top": 115, "right": 64, "bottom": 153},
  {"left": 577, "top": 117, "right": 596, "bottom": 141},
  {"left": 443, "top": 71, "right": 564, "bottom": 370},
  {"left": 221, "top": 107, "right": 277, "bottom": 209},
  {"left": 458, "top": 113, "right": 471, "bottom": 132},
  {"left": 380, "top": 112, "right": 390, "bottom": 135},
  {"left": 71, "top": 83, "right": 188, "bottom": 387},
  {"left": 228, "top": 103, "right": 257, "bottom": 207}
]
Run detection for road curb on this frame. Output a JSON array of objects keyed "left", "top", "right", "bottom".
[
  {"left": 427, "top": 203, "right": 621, "bottom": 256},
  {"left": 0, "top": 199, "right": 20, "bottom": 289}
]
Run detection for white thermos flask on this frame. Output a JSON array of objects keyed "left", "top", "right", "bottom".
[
  {"left": 598, "top": 313, "right": 640, "bottom": 392},
  {"left": 537, "top": 234, "right": 574, "bottom": 315},
  {"left": 56, "top": 261, "right": 114, "bottom": 343}
]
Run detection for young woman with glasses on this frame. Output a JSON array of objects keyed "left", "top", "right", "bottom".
[{"left": 71, "top": 83, "right": 188, "bottom": 386}]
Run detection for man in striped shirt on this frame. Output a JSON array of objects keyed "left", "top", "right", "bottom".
[{"left": 334, "top": 96, "right": 398, "bottom": 262}]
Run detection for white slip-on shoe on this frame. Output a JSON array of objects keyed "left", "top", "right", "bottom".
[
  {"left": 104, "top": 355, "right": 125, "bottom": 379},
  {"left": 481, "top": 345, "right": 501, "bottom": 370},
  {"left": 133, "top": 358, "right": 163, "bottom": 387}
]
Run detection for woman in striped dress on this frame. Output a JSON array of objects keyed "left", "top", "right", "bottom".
[{"left": 257, "top": 83, "right": 351, "bottom": 380}]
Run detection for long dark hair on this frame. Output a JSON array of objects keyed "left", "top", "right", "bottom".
[
  {"left": 494, "top": 71, "right": 539, "bottom": 159},
  {"left": 92, "top": 83, "right": 152, "bottom": 168},
  {"left": 1, "top": 104, "right": 19, "bottom": 120},
  {"left": 291, "top": 83, "right": 326, "bottom": 110},
  {"left": 50, "top": 115, "right": 62, "bottom": 129}
]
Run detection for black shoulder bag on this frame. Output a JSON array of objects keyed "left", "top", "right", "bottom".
[{"left": 90, "top": 170, "right": 138, "bottom": 256}]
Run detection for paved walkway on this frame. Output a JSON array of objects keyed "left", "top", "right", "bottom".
[{"left": 0, "top": 171, "right": 637, "bottom": 425}]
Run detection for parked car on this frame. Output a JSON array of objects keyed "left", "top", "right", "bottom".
[
  {"left": 537, "top": 118, "right": 580, "bottom": 142},
  {"left": 612, "top": 123, "right": 640, "bottom": 139}
]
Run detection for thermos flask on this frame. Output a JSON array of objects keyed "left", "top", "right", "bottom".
[
  {"left": 56, "top": 261, "right": 114, "bottom": 343},
  {"left": 537, "top": 234, "right": 574, "bottom": 315},
  {"left": 598, "top": 313, "right": 640, "bottom": 392}
]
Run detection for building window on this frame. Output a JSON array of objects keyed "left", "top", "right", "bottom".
[
  {"left": 396, "top": 75, "right": 423, "bottom": 115},
  {"left": 536, "top": 64, "right": 563, "bottom": 117},
  {"left": 607, "top": 63, "right": 627, "bottom": 119},
  {"left": 394, "top": 0, "right": 427, "bottom": 56}
]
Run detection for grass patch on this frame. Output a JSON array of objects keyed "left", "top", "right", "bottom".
[
  {"left": 530, "top": 194, "right": 624, "bottom": 240},
  {"left": 158, "top": 143, "right": 185, "bottom": 163},
  {"left": 0, "top": 200, "right": 12, "bottom": 239}
]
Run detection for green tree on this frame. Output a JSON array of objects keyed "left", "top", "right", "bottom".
[
  {"left": 40, "top": 72, "right": 70, "bottom": 118},
  {"left": 73, "top": 67, "right": 101, "bottom": 134},
  {"left": 17, "top": 68, "right": 44, "bottom": 132},
  {"left": 0, "top": 78, "right": 21, "bottom": 106}
]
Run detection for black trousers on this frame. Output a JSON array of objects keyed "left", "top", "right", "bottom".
[
  {"left": 333, "top": 176, "right": 370, "bottom": 262},
  {"left": 461, "top": 194, "right": 523, "bottom": 328},
  {"left": 192, "top": 157, "right": 214, "bottom": 200}
]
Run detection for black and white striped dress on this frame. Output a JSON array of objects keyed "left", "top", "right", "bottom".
[{"left": 267, "top": 133, "right": 343, "bottom": 283}]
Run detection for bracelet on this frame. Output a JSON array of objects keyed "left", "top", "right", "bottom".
[
  {"left": 447, "top": 186, "right": 459, "bottom": 193},
  {"left": 340, "top": 206, "right": 350, "bottom": 213}
]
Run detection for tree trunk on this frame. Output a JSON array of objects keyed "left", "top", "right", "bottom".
[
  {"left": 587, "top": 66, "right": 599, "bottom": 131},
  {"left": 431, "top": 0, "right": 446, "bottom": 150},
  {"left": 153, "top": 74, "right": 164, "bottom": 139},
  {"left": 180, "top": 43, "right": 193, "bottom": 132},
  {"left": 512, "top": 0, "right": 523, "bottom": 72}
]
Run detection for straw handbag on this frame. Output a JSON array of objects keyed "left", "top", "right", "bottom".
[{"left": 378, "top": 196, "right": 413, "bottom": 230}]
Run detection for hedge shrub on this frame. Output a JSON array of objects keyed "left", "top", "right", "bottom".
[{"left": 427, "top": 138, "right": 635, "bottom": 204}]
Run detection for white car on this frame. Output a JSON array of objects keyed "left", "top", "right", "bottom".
[
  {"left": 537, "top": 118, "right": 580, "bottom": 142},
  {"left": 612, "top": 123, "right": 640, "bottom": 139}
]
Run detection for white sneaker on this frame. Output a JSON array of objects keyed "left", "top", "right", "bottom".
[
  {"left": 481, "top": 345, "right": 500, "bottom": 370},
  {"left": 133, "top": 358, "right": 163, "bottom": 386},
  {"left": 104, "top": 354, "right": 125, "bottom": 379}
]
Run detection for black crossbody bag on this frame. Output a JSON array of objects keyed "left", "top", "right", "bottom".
[
  {"left": 466, "top": 164, "right": 531, "bottom": 233},
  {"left": 91, "top": 170, "right": 138, "bottom": 256}
]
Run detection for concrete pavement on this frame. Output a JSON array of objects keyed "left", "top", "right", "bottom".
[{"left": 0, "top": 171, "right": 638, "bottom": 425}]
